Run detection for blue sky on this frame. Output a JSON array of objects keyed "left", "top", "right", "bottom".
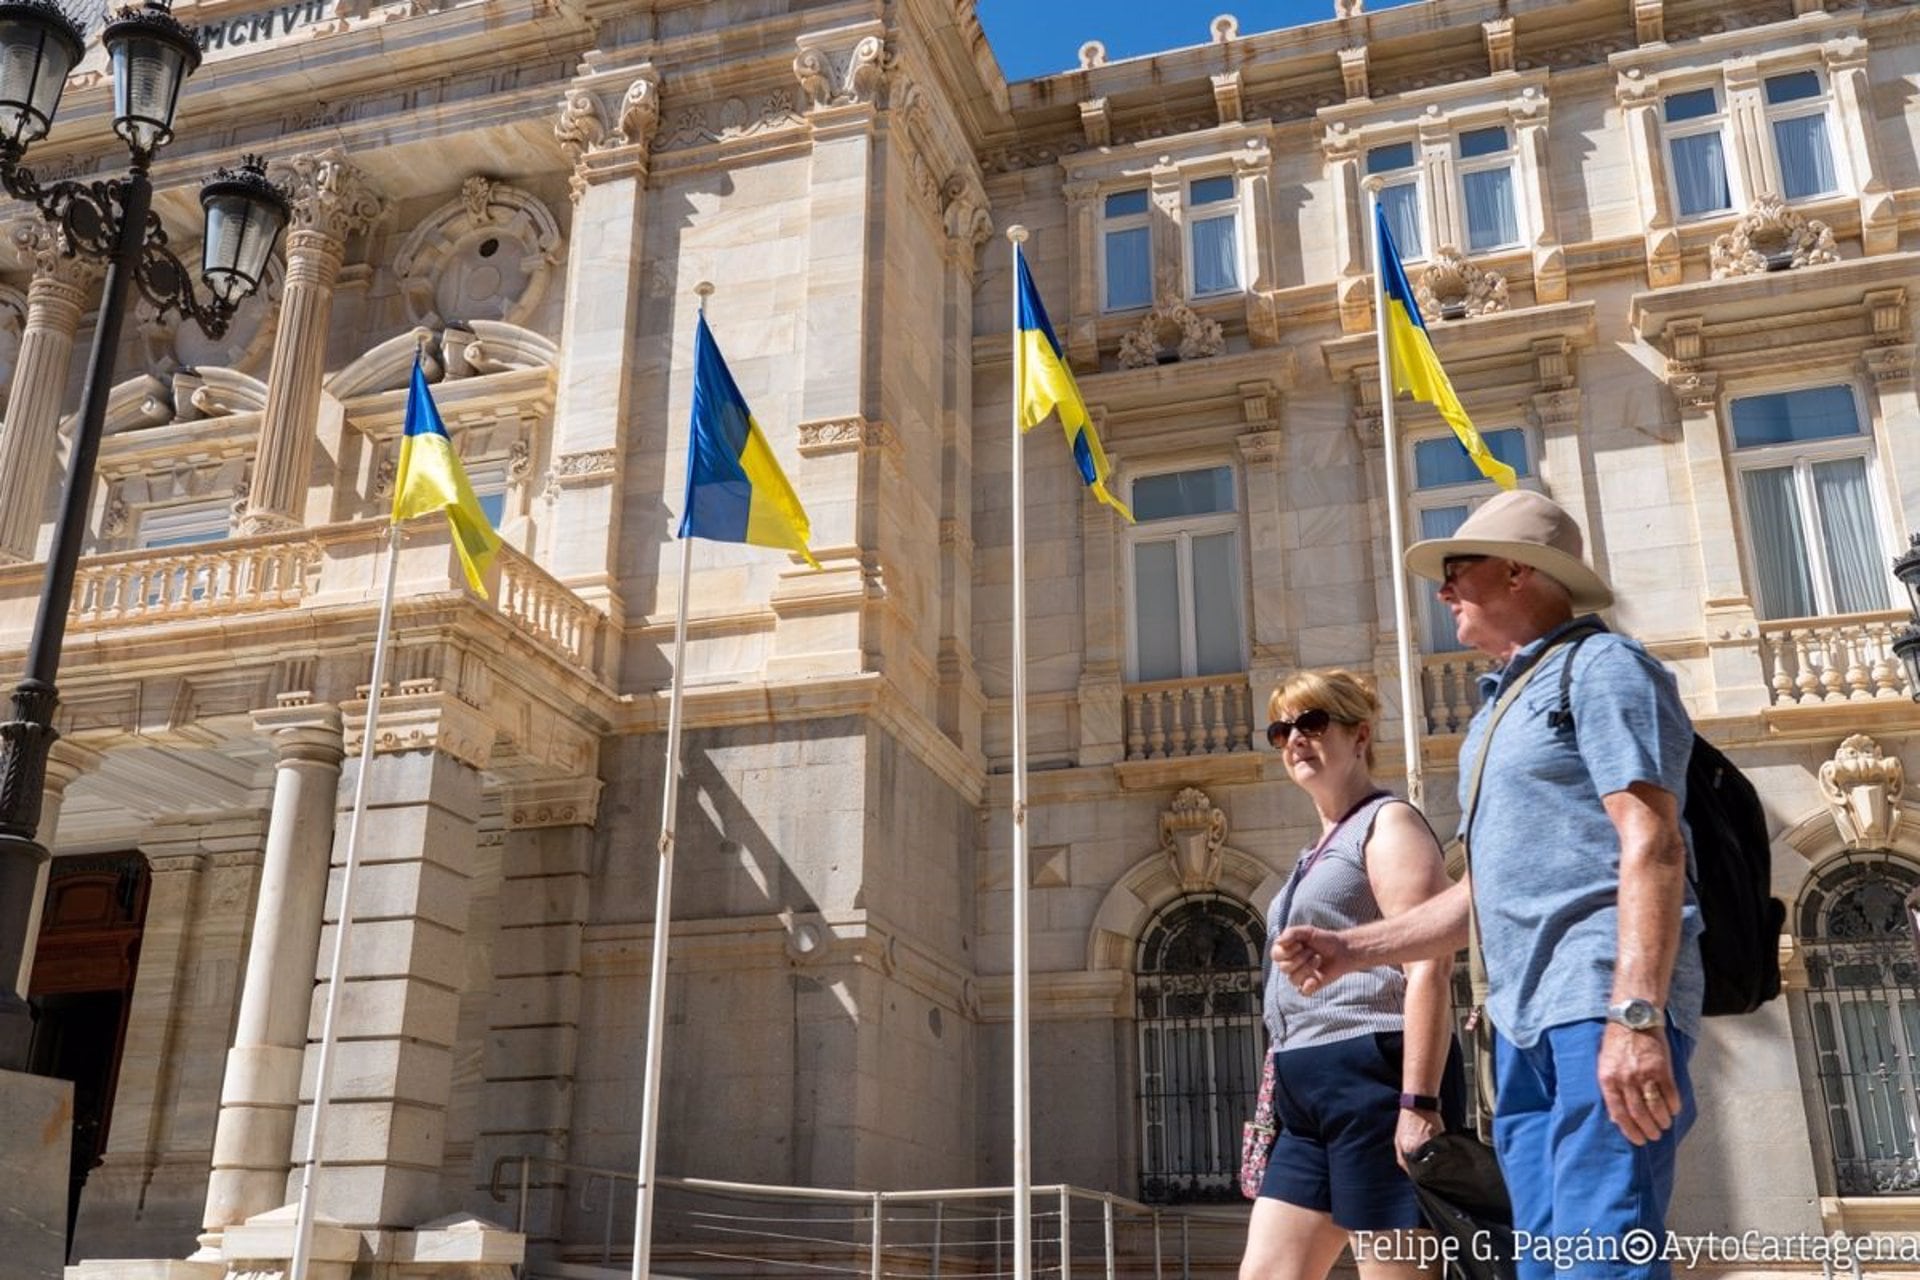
[{"left": 976, "top": 0, "right": 1427, "bottom": 82}]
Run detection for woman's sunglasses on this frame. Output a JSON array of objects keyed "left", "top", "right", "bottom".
[{"left": 1265, "top": 708, "right": 1334, "bottom": 747}]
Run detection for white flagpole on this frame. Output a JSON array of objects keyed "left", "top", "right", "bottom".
[
  {"left": 290, "top": 518, "right": 404, "bottom": 1280},
  {"left": 1004, "top": 225, "right": 1033, "bottom": 1280},
  {"left": 1368, "top": 186, "right": 1426, "bottom": 810},
  {"left": 630, "top": 282, "right": 709, "bottom": 1280}
]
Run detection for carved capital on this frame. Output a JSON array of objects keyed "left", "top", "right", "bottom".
[
  {"left": 252, "top": 703, "right": 345, "bottom": 767},
  {"left": 1863, "top": 343, "right": 1915, "bottom": 389},
  {"left": 794, "top": 26, "right": 890, "bottom": 110},
  {"left": 504, "top": 776, "right": 603, "bottom": 830},
  {"left": 274, "top": 150, "right": 386, "bottom": 243},
  {"left": 1159, "top": 787, "right": 1227, "bottom": 893},
  {"left": 1819, "top": 734, "right": 1905, "bottom": 850},
  {"left": 11, "top": 219, "right": 103, "bottom": 297},
  {"left": 1671, "top": 368, "right": 1719, "bottom": 412},
  {"left": 1236, "top": 429, "right": 1281, "bottom": 465}
]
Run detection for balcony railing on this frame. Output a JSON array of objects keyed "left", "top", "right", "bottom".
[
  {"left": 1123, "top": 674, "right": 1255, "bottom": 761},
  {"left": 1759, "top": 610, "right": 1913, "bottom": 706},
  {"left": 70, "top": 534, "right": 321, "bottom": 628},
  {"left": 493, "top": 546, "right": 605, "bottom": 675},
  {"left": 1421, "top": 650, "right": 1497, "bottom": 735}
]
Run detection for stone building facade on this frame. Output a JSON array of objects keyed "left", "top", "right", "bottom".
[{"left": 0, "top": 0, "right": 1915, "bottom": 1275}]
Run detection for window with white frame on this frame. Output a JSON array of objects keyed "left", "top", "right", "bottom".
[
  {"left": 1128, "top": 466, "right": 1244, "bottom": 683},
  {"left": 1664, "top": 86, "right": 1734, "bottom": 219},
  {"left": 1762, "top": 69, "right": 1840, "bottom": 202},
  {"left": 1730, "top": 385, "right": 1891, "bottom": 621},
  {"left": 1457, "top": 125, "right": 1520, "bottom": 253},
  {"left": 1411, "top": 428, "right": 1532, "bottom": 652},
  {"left": 1103, "top": 188, "right": 1153, "bottom": 312},
  {"left": 1186, "top": 175, "right": 1241, "bottom": 298},
  {"left": 1368, "top": 141, "right": 1424, "bottom": 258}
]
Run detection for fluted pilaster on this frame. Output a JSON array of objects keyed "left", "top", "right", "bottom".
[
  {"left": 240, "top": 152, "right": 384, "bottom": 536},
  {"left": 0, "top": 222, "right": 101, "bottom": 562}
]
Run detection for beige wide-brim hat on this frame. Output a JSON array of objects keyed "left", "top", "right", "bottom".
[{"left": 1404, "top": 489, "right": 1614, "bottom": 611}]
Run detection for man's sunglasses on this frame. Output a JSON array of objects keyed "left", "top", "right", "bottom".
[{"left": 1265, "top": 708, "right": 1334, "bottom": 747}]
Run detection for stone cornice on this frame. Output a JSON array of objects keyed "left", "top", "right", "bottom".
[
  {"left": 344, "top": 689, "right": 495, "bottom": 771},
  {"left": 1322, "top": 298, "right": 1599, "bottom": 383}
]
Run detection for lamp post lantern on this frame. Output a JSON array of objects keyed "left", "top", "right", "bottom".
[
  {"left": 0, "top": 0, "right": 289, "bottom": 1069},
  {"left": 1893, "top": 533, "right": 1920, "bottom": 704}
]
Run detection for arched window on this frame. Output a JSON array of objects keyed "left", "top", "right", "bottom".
[
  {"left": 1135, "top": 893, "right": 1264, "bottom": 1203},
  {"left": 1799, "top": 853, "right": 1920, "bottom": 1195}
]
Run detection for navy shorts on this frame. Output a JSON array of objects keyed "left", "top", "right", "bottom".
[{"left": 1257, "top": 1030, "right": 1467, "bottom": 1231}]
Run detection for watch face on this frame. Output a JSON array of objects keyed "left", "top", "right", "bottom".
[{"left": 1613, "top": 999, "right": 1657, "bottom": 1030}]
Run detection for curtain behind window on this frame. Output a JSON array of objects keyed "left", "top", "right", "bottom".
[
  {"left": 1379, "top": 184, "right": 1422, "bottom": 256},
  {"left": 1774, "top": 116, "right": 1838, "bottom": 200},
  {"left": 1671, "top": 133, "right": 1731, "bottom": 216},
  {"left": 1106, "top": 227, "right": 1152, "bottom": 310},
  {"left": 1191, "top": 532, "right": 1242, "bottom": 675},
  {"left": 1742, "top": 467, "right": 1816, "bottom": 619},
  {"left": 1190, "top": 217, "right": 1239, "bottom": 294},
  {"left": 1462, "top": 168, "right": 1518, "bottom": 251},
  {"left": 1420, "top": 505, "right": 1470, "bottom": 652},
  {"left": 1134, "top": 540, "right": 1182, "bottom": 681},
  {"left": 1813, "top": 458, "right": 1888, "bottom": 614}
]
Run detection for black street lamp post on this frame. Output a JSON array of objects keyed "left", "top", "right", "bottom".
[
  {"left": 1894, "top": 534, "right": 1920, "bottom": 704},
  {"left": 0, "top": 0, "right": 288, "bottom": 1070}
]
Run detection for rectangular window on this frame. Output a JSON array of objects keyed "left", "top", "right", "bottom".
[
  {"left": 1764, "top": 70, "right": 1838, "bottom": 201},
  {"left": 465, "top": 459, "right": 510, "bottom": 530},
  {"left": 1457, "top": 126, "right": 1519, "bottom": 253},
  {"left": 137, "top": 500, "right": 231, "bottom": 549},
  {"left": 1412, "top": 429, "right": 1532, "bottom": 652},
  {"left": 1664, "top": 87, "right": 1733, "bottom": 218},
  {"left": 1104, "top": 188, "right": 1153, "bottom": 312},
  {"left": 1369, "top": 142, "right": 1424, "bottom": 258},
  {"left": 1731, "top": 386, "right": 1890, "bottom": 620},
  {"left": 1188, "top": 175, "right": 1240, "bottom": 297},
  {"left": 1128, "top": 466, "right": 1244, "bottom": 682}
]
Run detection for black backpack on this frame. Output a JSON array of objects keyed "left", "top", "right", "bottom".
[{"left": 1553, "top": 624, "right": 1786, "bottom": 1017}]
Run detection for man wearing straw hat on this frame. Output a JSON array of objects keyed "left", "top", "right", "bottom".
[{"left": 1274, "top": 489, "right": 1704, "bottom": 1279}]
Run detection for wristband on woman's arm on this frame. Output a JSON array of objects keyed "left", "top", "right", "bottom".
[{"left": 1397, "top": 1092, "right": 1441, "bottom": 1111}]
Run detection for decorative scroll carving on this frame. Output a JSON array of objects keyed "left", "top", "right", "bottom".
[
  {"left": 12, "top": 219, "right": 104, "bottom": 292},
  {"left": 1159, "top": 787, "right": 1227, "bottom": 893},
  {"left": 1416, "top": 247, "right": 1509, "bottom": 320},
  {"left": 793, "top": 31, "right": 889, "bottom": 109},
  {"left": 1820, "top": 734, "right": 1905, "bottom": 850},
  {"left": 1117, "top": 301, "right": 1226, "bottom": 369},
  {"left": 393, "top": 177, "right": 562, "bottom": 329},
  {"left": 542, "top": 448, "right": 616, "bottom": 499},
  {"left": 555, "top": 68, "right": 662, "bottom": 199},
  {"left": 273, "top": 149, "right": 386, "bottom": 243},
  {"left": 655, "top": 91, "right": 808, "bottom": 152},
  {"left": 1709, "top": 194, "right": 1840, "bottom": 279}
]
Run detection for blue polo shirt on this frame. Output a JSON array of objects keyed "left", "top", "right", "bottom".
[{"left": 1459, "top": 616, "right": 1705, "bottom": 1049}]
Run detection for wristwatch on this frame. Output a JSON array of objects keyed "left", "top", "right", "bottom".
[
  {"left": 1398, "top": 1092, "right": 1442, "bottom": 1111},
  {"left": 1605, "top": 997, "right": 1662, "bottom": 1032}
]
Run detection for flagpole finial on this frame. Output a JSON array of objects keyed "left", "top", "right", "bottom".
[
  {"left": 1006, "top": 225, "right": 1028, "bottom": 245},
  {"left": 694, "top": 281, "right": 714, "bottom": 312}
]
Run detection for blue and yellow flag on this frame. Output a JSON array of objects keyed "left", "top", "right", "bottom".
[
  {"left": 1014, "top": 251, "right": 1133, "bottom": 520},
  {"left": 678, "top": 314, "right": 819, "bottom": 568},
  {"left": 394, "top": 357, "right": 504, "bottom": 596},
  {"left": 1376, "top": 207, "right": 1517, "bottom": 490}
]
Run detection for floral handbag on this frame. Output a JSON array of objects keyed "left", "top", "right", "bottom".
[{"left": 1238, "top": 1050, "right": 1278, "bottom": 1200}]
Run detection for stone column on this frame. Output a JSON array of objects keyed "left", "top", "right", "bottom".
[
  {"left": 1862, "top": 332, "right": 1918, "bottom": 540},
  {"left": 1060, "top": 179, "right": 1099, "bottom": 369},
  {"left": 1722, "top": 61, "right": 1767, "bottom": 208},
  {"left": 1419, "top": 113, "right": 1459, "bottom": 254},
  {"left": 1323, "top": 123, "right": 1369, "bottom": 333},
  {"left": 1235, "top": 138, "right": 1281, "bottom": 345},
  {"left": 240, "top": 151, "right": 385, "bottom": 535},
  {"left": 547, "top": 63, "right": 659, "bottom": 611},
  {"left": 1825, "top": 35, "right": 1896, "bottom": 256},
  {"left": 1147, "top": 158, "right": 1182, "bottom": 306},
  {"left": 473, "top": 778, "right": 599, "bottom": 1243},
  {"left": 0, "top": 223, "right": 101, "bottom": 562},
  {"left": 201, "top": 705, "right": 345, "bottom": 1239},
  {"left": 1512, "top": 92, "right": 1567, "bottom": 302},
  {"left": 290, "top": 689, "right": 493, "bottom": 1229},
  {"left": 937, "top": 181, "right": 989, "bottom": 753},
  {"left": 1617, "top": 69, "right": 1680, "bottom": 288},
  {"left": 14, "top": 738, "right": 103, "bottom": 995}
]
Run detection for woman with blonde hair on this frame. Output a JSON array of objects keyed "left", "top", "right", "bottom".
[{"left": 1240, "top": 669, "right": 1462, "bottom": 1280}]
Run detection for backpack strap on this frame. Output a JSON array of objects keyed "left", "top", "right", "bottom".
[{"left": 1547, "top": 620, "right": 1607, "bottom": 733}]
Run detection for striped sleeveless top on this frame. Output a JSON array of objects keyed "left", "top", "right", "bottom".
[{"left": 1262, "top": 792, "right": 1409, "bottom": 1050}]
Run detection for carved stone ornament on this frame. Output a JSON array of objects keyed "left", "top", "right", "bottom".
[
  {"left": 272, "top": 149, "right": 387, "bottom": 243},
  {"left": 793, "top": 31, "right": 889, "bottom": 109},
  {"left": 1160, "top": 786, "right": 1228, "bottom": 893},
  {"left": 1709, "top": 194, "right": 1840, "bottom": 280},
  {"left": 1416, "top": 247, "right": 1509, "bottom": 320},
  {"left": 542, "top": 448, "right": 617, "bottom": 499},
  {"left": 656, "top": 91, "right": 808, "bottom": 153},
  {"left": 1117, "top": 300, "right": 1227, "bottom": 369},
  {"left": 1079, "top": 40, "right": 1106, "bottom": 69},
  {"left": 1819, "top": 734, "right": 1906, "bottom": 850},
  {"left": 393, "top": 177, "right": 562, "bottom": 329}
]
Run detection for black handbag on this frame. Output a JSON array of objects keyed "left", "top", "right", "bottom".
[{"left": 1406, "top": 1131, "right": 1516, "bottom": 1280}]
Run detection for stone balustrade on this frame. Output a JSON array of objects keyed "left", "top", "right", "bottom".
[
  {"left": 1123, "top": 674, "right": 1255, "bottom": 760},
  {"left": 1759, "top": 610, "right": 1913, "bottom": 706},
  {"left": 1421, "top": 650, "right": 1497, "bottom": 735},
  {"left": 0, "top": 520, "right": 606, "bottom": 681}
]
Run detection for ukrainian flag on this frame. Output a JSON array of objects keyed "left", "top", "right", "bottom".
[
  {"left": 393, "top": 356, "right": 504, "bottom": 597},
  {"left": 678, "top": 313, "right": 819, "bottom": 567},
  {"left": 1376, "top": 206, "right": 1517, "bottom": 490},
  {"left": 1014, "top": 251, "right": 1133, "bottom": 521}
]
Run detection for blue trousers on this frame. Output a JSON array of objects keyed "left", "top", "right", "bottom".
[{"left": 1493, "top": 1020, "right": 1695, "bottom": 1279}]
